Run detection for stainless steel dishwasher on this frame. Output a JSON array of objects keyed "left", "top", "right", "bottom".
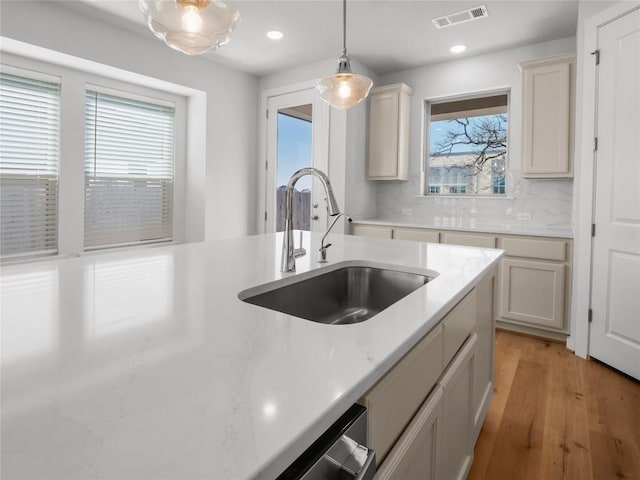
[{"left": 276, "top": 404, "right": 376, "bottom": 480}]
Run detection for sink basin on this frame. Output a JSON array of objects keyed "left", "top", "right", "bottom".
[{"left": 239, "top": 263, "right": 434, "bottom": 325}]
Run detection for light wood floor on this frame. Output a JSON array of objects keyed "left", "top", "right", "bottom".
[{"left": 468, "top": 330, "right": 640, "bottom": 480}]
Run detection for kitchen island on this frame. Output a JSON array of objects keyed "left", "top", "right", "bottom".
[{"left": 1, "top": 232, "right": 502, "bottom": 479}]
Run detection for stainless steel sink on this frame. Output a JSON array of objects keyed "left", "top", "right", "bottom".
[{"left": 239, "top": 264, "right": 433, "bottom": 325}]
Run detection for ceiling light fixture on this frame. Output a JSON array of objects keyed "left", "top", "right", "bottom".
[
  {"left": 266, "top": 30, "right": 284, "bottom": 40},
  {"left": 316, "top": 0, "right": 373, "bottom": 110},
  {"left": 450, "top": 44, "right": 467, "bottom": 53},
  {"left": 139, "top": 0, "right": 240, "bottom": 56}
]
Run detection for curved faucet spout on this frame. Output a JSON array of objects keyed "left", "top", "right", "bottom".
[{"left": 281, "top": 168, "right": 341, "bottom": 273}]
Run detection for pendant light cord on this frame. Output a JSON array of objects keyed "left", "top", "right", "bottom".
[{"left": 342, "top": 0, "right": 346, "bottom": 52}]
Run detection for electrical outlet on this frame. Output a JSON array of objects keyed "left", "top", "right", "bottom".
[
  {"left": 402, "top": 208, "right": 413, "bottom": 216},
  {"left": 517, "top": 212, "right": 532, "bottom": 221}
]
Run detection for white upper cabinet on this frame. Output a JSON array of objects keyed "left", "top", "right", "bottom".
[
  {"left": 519, "top": 53, "right": 576, "bottom": 177},
  {"left": 367, "top": 83, "right": 413, "bottom": 180}
]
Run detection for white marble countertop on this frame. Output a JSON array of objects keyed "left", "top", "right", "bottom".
[
  {"left": 352, "top": 218, "right": 573, "bottom": 239},
  {"left": 1, "top": 232, "right": 502, "bottom": 480}
]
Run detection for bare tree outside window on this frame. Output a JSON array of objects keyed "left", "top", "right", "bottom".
[{"left": 426, "top": 93, "right": 509, "bottom": 196}]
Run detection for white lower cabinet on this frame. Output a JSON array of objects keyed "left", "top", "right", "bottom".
[
  {"left": 360, "top": 325, "right": 444, "bottom": 463},
  {"left": 362, "top": 279, "right": 492, "bottom": 480},
  {"left": 440, "top": 333, "right": 477, "bottom": 480},
  {"left": 498, "top": 257, "right": 566, "bottom": 330},
  {"left": 376, "top": 386, "right": 444, "bottom": 480},
  {"left": 376, "top": 333, "right": 478, "bottom": 480},
  {"left": 352, "top": 222, "right": 573, "bottom": 340},
  {"left": 351, "top": 224, "right": 393, "bottom": 239},
  {"left": 393, "top": 228, "right": 440, "bottom": 243}
]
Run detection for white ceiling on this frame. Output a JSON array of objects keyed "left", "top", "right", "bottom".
[{"left": 65, "top": 0, "right": 579, "bottom": 77}]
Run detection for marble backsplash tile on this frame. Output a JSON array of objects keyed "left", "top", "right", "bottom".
[{"left": 376, "top": 173, "right": 573, "bottom": 232}]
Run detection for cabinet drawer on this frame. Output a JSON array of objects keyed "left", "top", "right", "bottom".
[
  {"left": 442, "top": 232, "right": 496, "bottom": 248},
  {"left": 443, "top": 289, "right": 477, "bottom": 366},
  {"left": 500, "top": 236, "right": 567, "bottom": 261},
  {"left": 376, "top": 386, "right": 443, "bottom": 480},
  {"left": 360, "top": 325, "right": 443, "bottom": 464},
  {"left": 393, "top": 228, "right": 440, "bottom": 243},
  {"left": 351, "top": 224, "right": 393, "bottom": 239},
  {"left": 499, "top": 258, "right": 566, "bottom": 330}
]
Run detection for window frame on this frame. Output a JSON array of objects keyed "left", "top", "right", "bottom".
[
  {"left": 421, "top": 88, "right": 511, "bottom": 198},
  {"left": 0, "top": 54, "right": 187, "bottom": 261},
  {"left": 83, "top": 84, "right": 177, "bottom": 250},
  {"left": 0, "top": 64, "right": 62, "bottom": 260}
]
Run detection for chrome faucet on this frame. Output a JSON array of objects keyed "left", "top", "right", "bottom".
[
  {"left": 281, "top": 168, "right": 340, "bottom": 273},
  {"left": 319, "top": 213, "right": 352, "bottom": 263}
]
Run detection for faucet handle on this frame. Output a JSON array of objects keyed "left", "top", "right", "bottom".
[{"left": 319, "top": 243, "right": 332, "bottom": 262}]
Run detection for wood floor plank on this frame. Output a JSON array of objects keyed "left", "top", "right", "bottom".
[
  {"left": 467, "top": 333, "right": 521, "bottom": 480},
  {"left": 539, "top": 340, "right": 592, "bottom": 480},
  {"left": 469, "top": 330, "right": 640, "bottom": 480},
  {"left": 482, "top": 356, "right": 548, "bottom": 480},
  {"left": 586, "top": 359, "right": 640, "bottom": 480}
]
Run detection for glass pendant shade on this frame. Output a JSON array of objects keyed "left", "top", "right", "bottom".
[
  {"left": 139, "top": 0, "right": 240, "bottom": 56},
  {"left": 316, "top": 0, "right": 373, "bottom": 109},
  {"left": 317, "top": 70, "right": 373, "bottom": 110}
]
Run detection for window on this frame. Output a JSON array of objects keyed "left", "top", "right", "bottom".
[
  {"left": 0, "top": 55, "right": 186, "bottom": 262},
  {"left": 425, "top": 92, "right": 508, "bottom": 196},
  {"left": 0, "top": 68, "right": 61, "bottom": 258},
  {"left": 84, "top": 88, "right": 175, "bottom": 249}
]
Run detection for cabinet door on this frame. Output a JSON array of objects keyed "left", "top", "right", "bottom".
[
  {"left": 350, "top": 224, "right": 393, "bottom": 239},
  {"left": 393, "top": 228, "right": 440, "bottom": 243},
  {"left": 520, "top": 55, "right": 575, "bottom": 177},
  {"left": 441, "top": 333, "right": 477, "bottom": 480},
  {"left": 367, "top": 90, "right": 400, "bottom": 178},
  {"left": 376, "top": 386, "right": 443, "bottom": 480},
  {"left": 472, "top": 272, "right": 495, "bottom": 443},
  {"left": 499, "top": 258, "right": 566, "bottom": 330},
  {"left": 360, "top": 325, "right": 443, "bottom": 464}
]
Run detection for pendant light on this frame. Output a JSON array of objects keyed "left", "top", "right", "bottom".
[
  {"left": 139, "top": 0, "right": 240, "bottom": 56},
  {"left": 316, "top": 0, "right": 373, "bottom": 109}
]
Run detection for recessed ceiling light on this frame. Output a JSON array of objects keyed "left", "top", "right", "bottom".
[
  {"left": 450, "top": 45, "right": 467, "bottom": 54},
  {"left": 267, "top": 30, "right": 284, "bottom": 40}
]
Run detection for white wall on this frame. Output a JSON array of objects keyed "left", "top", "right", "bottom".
[
  {"left": 0, "top": 0, "right": 259, "bottom": 241},
  {"left": 374, "top": 37, "right": 576, "bottom": 231},
  {"left": 258, "top": 58, "right": 379, "bottom": 231}
]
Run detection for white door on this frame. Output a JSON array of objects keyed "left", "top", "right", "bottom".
[
  {"left": 590, "top": 7, "right": 640, "bottom": 380},
  {"left": 264, "top": 88, "right": 330, "bottom": 234}
]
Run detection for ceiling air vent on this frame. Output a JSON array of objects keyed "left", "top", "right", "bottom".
[{"left": 432, "top": 5, "right": 488, "bottom": 29}]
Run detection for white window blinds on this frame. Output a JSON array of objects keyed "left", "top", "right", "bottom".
[
  {"left": 0, "top": 69, "right": 61, "bottom": 258},
  {"left": 84, "top": 89, "right": 175, "bottom": 249}
]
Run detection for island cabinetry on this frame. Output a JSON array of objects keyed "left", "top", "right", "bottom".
[
  {"left": 376, "top": 385, "right": 444, "bottom": 480},
  {"left": 367, "top": 83, "right": 413, "bottom": 180},
  {"left": 440, "top": 333, "right": 477, "bottom": 480},
  {"left": 351, "top": 222, "right": 572, "bottom": 340},
  {"left": 520, "top": 53, "right": 576, "bottom": 177},
  {"left": 359, "top": 324, "right": 444, "bottom": 463},
  {"left": 362, "top": 275, "right": 494, "bottom": 477}
]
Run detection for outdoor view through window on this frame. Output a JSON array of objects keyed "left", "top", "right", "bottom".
[
  {"left": 276, "top": 105, "right": 312, "bottom": 232},
  {"left": 426, "top": 93, "right": 508, "bottom": 196}
]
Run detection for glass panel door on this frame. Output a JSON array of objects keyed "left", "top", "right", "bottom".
[{"left": 275, "top": 105, "right": 312, "bottom": 232}]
